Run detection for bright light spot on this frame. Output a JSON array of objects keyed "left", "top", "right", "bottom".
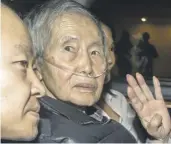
[{"left": 141, "top": 17, "right": 147, "bottom": 22}]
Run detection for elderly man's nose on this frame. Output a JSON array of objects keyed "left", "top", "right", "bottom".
[{"left": 79, "top": 54, "right": 93, "bottom": 74}]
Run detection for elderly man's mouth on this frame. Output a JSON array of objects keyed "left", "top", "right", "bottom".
[{"left": 74, "top": 83, "right": 96, "bottom": 92}]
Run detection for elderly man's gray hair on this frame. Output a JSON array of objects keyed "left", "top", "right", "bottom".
[{"left": 24, "top": 0, "right": 106, "bottom": 65}]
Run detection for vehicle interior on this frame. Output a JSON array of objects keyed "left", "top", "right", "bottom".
[{"left": 3, "top": 0, "right": 171, "bottom": 114}]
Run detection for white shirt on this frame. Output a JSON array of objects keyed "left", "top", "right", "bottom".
[{"left": 102, "top": 89, "right": 140, "bottom": 142}]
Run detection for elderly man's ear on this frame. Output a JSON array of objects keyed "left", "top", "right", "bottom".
[
  {"left": 34, "top": 66, "right": 43, "bottom": 82},
  {"left": 34, "top": 66, "right": 46, "bottom": 98}
]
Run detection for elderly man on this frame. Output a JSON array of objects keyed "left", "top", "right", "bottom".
[
  {"left": 25, "top": 0, "right": 171, "bottom": 143},
  {"left": 1, "top": 4, "right": 45, "bottom": 141},
  {"left": 24, "top": 0, "right": 136, "bottom": 143}
]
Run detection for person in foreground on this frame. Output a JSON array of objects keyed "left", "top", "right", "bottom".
[
  {"left": 100, "top": 23, "right": 171, "bottom": 143},
  {"left": 1, "top": 4, "right": 45, "bottom": 141},
  {"left": 25, "top": 0, "right": 171, "bottom": 143}
]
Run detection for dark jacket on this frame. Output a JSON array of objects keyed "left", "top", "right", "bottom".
[{"left": 33, "top": 96, "right": 137, "bottom": 143}]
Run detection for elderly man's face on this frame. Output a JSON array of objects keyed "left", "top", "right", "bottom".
[
  {"left": 42, "top": 13, "right": 106, "bottom": 106},
  {"left": 1, "top": 6, "right": 45, "bottom": 140}
]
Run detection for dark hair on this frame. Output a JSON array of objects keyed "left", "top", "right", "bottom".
[{"left": 142, "top": 32, "right": 150, "bottom": 41}]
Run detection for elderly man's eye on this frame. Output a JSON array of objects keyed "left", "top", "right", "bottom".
[
  {"left": 91, "top": 51, "right": 100, "bottom": 56},
  {"left": 64, "top": 46, "right": 75, "bottom": 53}
]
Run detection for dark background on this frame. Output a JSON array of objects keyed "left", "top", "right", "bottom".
[
  {"left": 2, "top": 0, "right": 171, "bottom": 19},
  {"left": 3, "top": 0, "right": 171, "bottom": 40},
  {"left": 3, "top": 0, "right": 171, "bottom": 78}
]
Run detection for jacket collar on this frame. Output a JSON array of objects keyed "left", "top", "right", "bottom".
[{"left": 38, "top": 96, "right": 105, "bottom": 125}]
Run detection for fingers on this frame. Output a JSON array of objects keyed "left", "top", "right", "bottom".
[
  {"left": 147, "top": 113, "right": 162, "bottom": 134},
  {"left": 153, "top": 76, "right": 163, "bottom": 100},
  {"left": 127, "top": 86, "right": 143, "bottom": 114},
  {"left": 126, "top": 74, "right": 147, "bottom": 104},
  {"left": 136, "top": 73, "right": 154, "bottom": 101}
]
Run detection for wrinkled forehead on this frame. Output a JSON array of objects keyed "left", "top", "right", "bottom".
[{"left": 51, "top": 12, "right": 102, "bottom": 43}]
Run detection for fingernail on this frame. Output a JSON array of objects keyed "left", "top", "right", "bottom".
[
  {"left": 126, "top": 74, "right": 129, "bottom": 79},
  {"left": 153, "top": 76, "right": 155, "bottom": 80},
  {"left": 136, "top": 73, "right": 141, "bottom": 80},
  {"left": 153, "top": 76, "right": 160, "bottom": 86},
  {"left": 126, "top": 74, "right": 130, "bottom": 79},
  {"left": 153, "top": 76, "right": 158, "bottom": 79},
  {"left": 136, "top": 72, "right": 141, "bottom": 77}
]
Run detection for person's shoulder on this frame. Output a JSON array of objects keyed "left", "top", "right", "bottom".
[
  {"left": 103, "top": 89, "right": 128, "bottom": 103},
  {"left": 148, "top": 43, "right": 157, "bottom": 51},
  {"left": 148, "top": 43, "right": 158, "bottom": 57},
  {"left": 149, "top": 43, "right": 155, "bottom": 48},
  {"left": 103, "top": 89, "right": 135, "bottom": 117}
]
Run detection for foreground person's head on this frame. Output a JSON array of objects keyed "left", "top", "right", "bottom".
[
  {"left": 25, "top": 0, "right": 107, "bottom": 106},
  {"left": 101, "top": 23, "right": 115, "bottom": 83},
  {"left": 1, "top": 4, "right": 45, "bottom": 141}
]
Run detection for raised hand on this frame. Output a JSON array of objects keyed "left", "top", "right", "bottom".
[{"left": 126, "top": 73, "right": 171, "bottom": 140}]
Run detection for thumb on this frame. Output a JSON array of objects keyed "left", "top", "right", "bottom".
[{"left": 147, "top": 114, "right": 162, "bottom": 135}]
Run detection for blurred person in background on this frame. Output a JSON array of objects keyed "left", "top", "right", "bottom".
[{"left": 99, "top": 23, "right": 171, "bottom": 143}]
